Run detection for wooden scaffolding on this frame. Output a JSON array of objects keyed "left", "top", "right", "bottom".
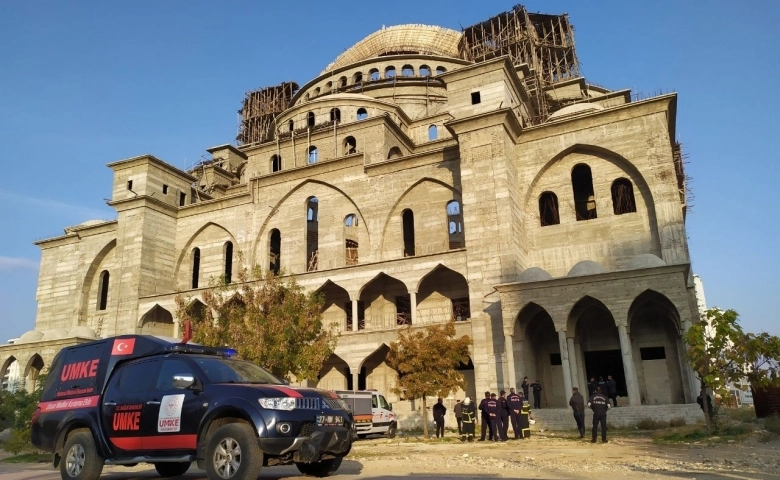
[{"left": 237, "top": 81, "right": 299, "bottom": 145}]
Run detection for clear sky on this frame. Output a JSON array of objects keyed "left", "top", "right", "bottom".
[{"left": 0, "top": 1, "right": 777, "bottom": 341}]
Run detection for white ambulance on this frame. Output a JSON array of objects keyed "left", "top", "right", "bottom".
[{"left": 335, "top": 390, "right": 397, "bottom": 438}]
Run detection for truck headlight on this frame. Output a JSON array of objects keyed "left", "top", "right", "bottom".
[{"left": 258, "top": 397, "right": 296, "bottom": 411}]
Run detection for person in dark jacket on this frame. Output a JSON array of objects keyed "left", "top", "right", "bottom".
[
  {"left": 498, "top": 390, "right": 510, "bottom": 441},
  {"left": 521, "top": 376, "right": 530, "bottom": 399},
  {"left": 531, "top": 379, "right": 543, "bottom": 408},
  {"left": 606, "top": 375, "right": 618, "bottom": 407},
  {"left": 597, "top": 376, "right": 607, "bottom": 396},
  {"left": 460, "top": 397, "right": 476, "bottom": 442},
  {"left": 485, "top": 393, "right": 503, "bottom": 442},
  {"left": 506, "top": 387, "right": 523, "bottom": 439},
  {"left": 569, "top": 387, "right": 586, "bottom": 438},
  {"left": 454, "top": 399, "right": 463, "bottom": 434},
  {"left": 432, "top": 397, "right": 447, "bottom": 438},
  {"left": 588, "top": 386, "right": 610, "bottom": 443},
  {"left": 587, "top": 377, "right": 597, "bottom": 397},
  {"left": 478, "top": 391, "right": 494, "bottom": 441}
]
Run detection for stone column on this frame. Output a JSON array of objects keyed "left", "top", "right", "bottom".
[
  {"left": 504, "top": 334, "right": 517, "bottom": 390},
  {"left": 352, "top": 300, "right": 359, "bottom": 331},
  {"left": 351, "top": 370, "right": 360, "bottom": 391},
  {"left": 558, "top": 330, "right": 573, "bottom": 401},
  {"left": 618, "top": 324, "right": 641, "bottom": 405},
  {"left": 410, "top": 292, "right": 417, "bottom": 325},
  {"left": 566, "top": 336, "right": 580, "bottom": 390}
]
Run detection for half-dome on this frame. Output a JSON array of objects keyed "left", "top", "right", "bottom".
[
  {"left": 41, "top": 328, "right": 70, "bottom": 341},
  {"left": 548, "top": 103, "right": 605, "bottom": 121},
  {"left": 518, "top": 267, "right": 554, "bottom": 282},
  {"left": 322, "top": 24, "right": 462, "bottom": 74},
  {"left": 17, "top": 330, "right": 43, "bottom": 343},
  {"left": 627, "top": 254, "right": 666, "bottom": 270},
  {"left": 567, "top": 260, "right": 606, "bottom": 277},
  {"left": 69, "top": 326, "right": 98, "bottom": 339}
]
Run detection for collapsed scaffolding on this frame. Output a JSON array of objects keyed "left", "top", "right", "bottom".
[{"left": 459, "top": 4, "right": 580, "bottom": 123}]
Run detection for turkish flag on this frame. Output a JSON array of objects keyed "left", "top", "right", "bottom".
[{"left": 111, "top": 338, "right": 136, "bottom": 356}]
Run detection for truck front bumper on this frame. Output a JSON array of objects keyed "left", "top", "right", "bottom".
[{"left": 258, "top": 425, "right": 351, "bottom": 463}]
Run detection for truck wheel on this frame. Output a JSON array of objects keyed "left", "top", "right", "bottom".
[
  {"left": 155, "top": 462, "right": 191, "bottom": 477},
  {"left": 385, "top": 422, "right": 397, "bottom": 439},
  {"left": 295, "top": 457, "right": 343, "bottom": 477},
  {"left": 60, "top": 431, "right": 104, "bottom": 480},
  {"left": 205, "top": 424, "right": 262, "bottom": 480}
]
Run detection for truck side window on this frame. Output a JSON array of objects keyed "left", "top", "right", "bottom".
[
  {"left": 156, "top": 359, "right": 193, "bottom": 391},
  {"left": 379, "top": 395, "right": 390, "bottom": 409},
  {"left": 372, "top": 396, "right": 378, "bottom": 408},
  {"left": 116, "top": 360, "right": 160, "bottom": 393}
]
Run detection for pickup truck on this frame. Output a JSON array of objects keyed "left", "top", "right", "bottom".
[{"left": 31, "top": 335, "right": 353, "bottom": 480}]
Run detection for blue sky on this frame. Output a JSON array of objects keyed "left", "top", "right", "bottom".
[{"left": 0, "top": 1, "right": 777, "bottom": 340}]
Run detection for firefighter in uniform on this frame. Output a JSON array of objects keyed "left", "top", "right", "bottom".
[
  {"left": 461, "top": 397, "right": 476, "bottom": 442},
  {"left": 478, "top": 391, "right": 493, "bottom": 441},
  {"left": 485, "top": 393, "right": 503, "bottom": 442},
  {"left": 588, "top": 386, "right": 610, "bottom": 443},
  {"left": 506, "top": 387, "right": 523, "bottom": 439},
  {"left": 518, "top": 393, "right": 532, "bottom": 439}
]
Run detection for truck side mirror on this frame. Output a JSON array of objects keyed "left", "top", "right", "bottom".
[
  {"left": 388, "top": 403, "right": 393, "bottom": 411},
  {"left": 172, "top": 374, "right": 195, "bottom": 390}
]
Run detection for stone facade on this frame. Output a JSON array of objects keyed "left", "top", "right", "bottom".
[{"left": 1, "top": 15, "right": 701, "bottom": 418}]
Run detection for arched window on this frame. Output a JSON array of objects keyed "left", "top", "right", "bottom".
[
  {"left": 306, "top": 197, "right": 319, "bottom": 271},
  {"left": 288, "top": 120, "right": 294, "bottom": 132},
  {"left": 385, "top": 66, "right": 396, "bottom": 79},
  {"left": 314, "top": 87, "right": 321, "bottom": 97},
  {"left": 369, "top": 68, "right": 380, "bottom": 81},
  {"left": 344, "top": 136, "right": 357, "bottom": 155},
  {"left": 356, "top": 108, "right": 368, "bottom": 120},
  {"left": 308, "top": 146, "right": 318, "bottom": 164},
  {"left": 224, "top": 241, "right": 233, "bottom": 284},
  {"left": 269, "top": 229, "right": 281, "bottom": 275},
  {"left": 353, "top": 72, "right": 363, "bottom": 84},
  {"left": 338, "top": 76, "right": 347, "bottom": 88},
  {"left": 387, "top": 146, "right": 402, "bottom": 160},
  {"left": 346, "top": 239, "right": 359, "bottom": 266},
  {"left": 419, "top": 65, "right": 431, "bottom": 77},
  {"left": 344, "top": 214, "right": 358, "bottom": 227},
  {"left": 447, "top": 201, "right": 464, "bottom": 249},
  {"left": 571, "top": 164, "right": 597, "bottom": 220},
  {"left": 307, "top": 112, "right": 315, "bottom": 127},
  {"left": 271, "top": 154, "right": 282, "bottom": 172},
  {"left": 539, "top": 191, "right": 560, "bottom": 226},
  {"left": 324, "top": 81, "right": 332, "bottom": 92},
  {"left": 435, "top": 66, "right": 447, "bottom": 75},
  {"left": 428, "top": 125, "right": 438, "bottom": 141},
  {"left": 330, "top": 108, "right": 341, "bottom": 123},
  {"left": 345, "top": 213, "right": 359, "bottom": 266},
  {"left": 191, "top": 247, "right": 200, "bottom": 289},
  {"left": 97, "top": 270, "right": 109, "bottom": 310},
  {"left": 402, "top": 209, "right": 415, "bottom": 257},
  {"left": 611, "top": 178, "right": 637, "bottom": 215},
  {"left": 401, "top": 64, "right": 414, "bottom": 77}
]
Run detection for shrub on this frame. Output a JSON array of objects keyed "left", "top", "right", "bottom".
[
  {"left": 718, "top": 423, "right": 750, "bottom": 436},
  {"left": 636, "top": 418, "right": 667, "bottom": 430},
  {"left": 764, "top": 416, "right": 780, "bottom": 435},
  {"left": 723, "top": 407, "right": 757, "bottom": 423},
  {"left": 669, "top": 417, "right": 687, "bottom": 428}
]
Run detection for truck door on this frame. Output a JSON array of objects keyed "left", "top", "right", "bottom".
[
  {"left": 145, "top": 357, "right": 203, "bottom": 452},
  {"left": 373, "top": 393, "right": 395, "bottom": 432}
]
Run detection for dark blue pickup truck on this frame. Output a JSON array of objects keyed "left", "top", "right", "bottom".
[{"left": 31, "top": 335, "right": 353, "bottom": 480}]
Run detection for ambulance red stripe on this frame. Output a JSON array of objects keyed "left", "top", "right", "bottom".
[{"left": 109, "top": 434, "right": 197, "bottom": 450}]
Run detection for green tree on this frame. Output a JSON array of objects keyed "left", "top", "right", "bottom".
[
  {"left": 386, "top": 321, "right": 471, "bottom": 439},
  {"left": 175, "top": 267, "right": 337, "bottom": 382},
  {"left": 0, "top": 374, "right": 46, "bottom": 455},
  {"left": 685, "top": 309, "right": 748, "bottom": 431},
  {"left": 742, "top": 332, "right": 780, "bottom": 388}
]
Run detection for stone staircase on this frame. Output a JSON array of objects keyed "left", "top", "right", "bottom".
[{"left": 530, "top": 404, "right": 705, "bottom": 431}]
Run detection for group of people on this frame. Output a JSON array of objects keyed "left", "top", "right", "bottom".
[
  {"left": 431, "top": 387, "right": 534, "bottom": 442},
  {"left": 586, "top": 375, "right": 619, "bottom": 407},
  {"left": 569, "top": 385, "right": 611, "bottom": 443}
]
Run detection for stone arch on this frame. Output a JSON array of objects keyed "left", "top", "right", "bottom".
[
  {"left": 514, "top": 303, "right": 564, "bottom": 406},
  {"left": 23, "top": 353, "right": 44, "bottom": 382},
  {"left": 185, "top": 298, "right": 208, "bottom": 322},
  {"left": 174, "top": 222, "right": 239, "bottom": 289},
  {"left": 252, "top": 179, "right": 370, "bottom": 270},
  {"left": 318, "top": 353, "right": 351, "bottom": 390},
  {"left": 78, "top": 239, "right": 117, "bottom": 325},
  {"left": 317, "top": 280, "right": 352, "bottom": 332},
  {"left": 379, "top": 178, "right": 460, "bottom": 259},
  {"left": 358, "top": 273, "right": 410, "bottom": 330},
  {"left": 416, "top": 265, "right": 470, "bottom": 323},
  {"left": 358, "top": 344, "right": 396, "bottom": 394},
  {"left": 1, "top": 355, "right": 18, "bottom": 390},
  {"left": 138, "top": 304, "right": 174, "bottom": 337}
]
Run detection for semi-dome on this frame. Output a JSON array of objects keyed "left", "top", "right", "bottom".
[
  {"left": 517, "top": 267, "right": 554, "bottom": 282},
  {"left": 627, "top": 254, "right": 666, "bottom": 270},
  {"left": 322, "top": 24, "right": 462, "bottom": 74},
  {"left": 548, "top": 103, "right": 604, "bottom": 121},
  {"left": 41, "top": 328, "right": 70, "bottom": 341},
  {"left": 567, "top": 260, "right": 606, "bottom": 277},
  {"left": 17, "top": 330, "right": 43, "bottom": 343},
  {"left": 69, "top": 326, "right": 98, "bottom": 339}
]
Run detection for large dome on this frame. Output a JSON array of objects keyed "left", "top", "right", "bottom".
[{"left": 322, "top": 24, "right": 462, "bottom": 74}]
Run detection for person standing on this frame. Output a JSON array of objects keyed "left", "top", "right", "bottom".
[
  {"left": 454, "top": 399, "right": 463, "bottom": 435},
  {"left": 587, "top": 377, "right": 597, "bottom": 397},
  {"left": 485, "top": 393, "right": 502, "bottom": 442},
  {"left": 478, "top": 391, "right": 494, "bottom": 441},
  {"left": 518, "top": 394, "right": 532, "bottom": 439},
  {"left": 569, "top": 387, "right": 586, "bottom": 438},
  {"left": 506, "top": 387, "right": 523, "bottom": 439},
  {"left": 597, "top": 376, "right": 607, "bottom": 395},
  {"left": 588, "top": 386, "right": 610, "bottom": 443},
  {"left": 606, "top": 375, "right": 618, "bottom": 407},
  {"left": 521, "top": 376, "right": 530, "bottom": 399},
  {"left": 531, "top": 379, "right": 543, "bottom": 409},
  {"left": 433, "top": 397, "right": 447, "bottom": 438},
  {"left": 460, "top": 397, "right": 476, "bottom": 442},
  {"left": 498, "top": 390, "right": 510, "bottom": 441}
]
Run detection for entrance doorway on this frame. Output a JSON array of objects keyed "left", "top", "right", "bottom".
[{"left": 584, "top": 350, "right": 626, "bottom": 397}]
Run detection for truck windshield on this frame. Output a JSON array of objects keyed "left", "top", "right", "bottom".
[{"left": 195, "top": 358, "right": 283, "bottom": 385}]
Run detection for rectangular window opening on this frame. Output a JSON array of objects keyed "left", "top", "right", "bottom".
[
  {"left": 471, "top": 91, "right": 481, "bottom": 105},
  {"left": 640, "top": 346, "right": 666, "bottom": 361},
  {"left": 550, "top": 353, "right": 562, "bottom": 366},
  {"left": 127, "top": 180, "right": 133, "bottom": 190},
  {"left": 179, "top": 192, "right": 186, "bottom": 206},
  {"left": 162, "top": 184, "right": 168, "bottom": 195}
]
